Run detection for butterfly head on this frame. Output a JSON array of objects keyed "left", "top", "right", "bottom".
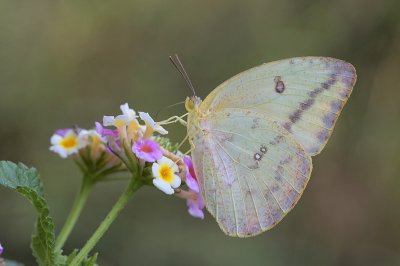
[{"left": 185, "top": 96, "right": 202, "bottom": 112}]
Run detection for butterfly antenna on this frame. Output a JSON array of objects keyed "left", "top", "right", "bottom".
[{"left": 169, "top": 54, "right": 196, "bottom": 96}]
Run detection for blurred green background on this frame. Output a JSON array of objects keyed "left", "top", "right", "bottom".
[{"left": 1, "top": 0, "right": 400, "bottom": 265}]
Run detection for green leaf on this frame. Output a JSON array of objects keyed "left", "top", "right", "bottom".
[
  {"left": 0, "top": 161, "right": 57, "bottom": 266},
  {"left": 64, "top": 250, "right": 98, "bottom": 266},
  {"left": 84, "top": 253, "right": 98, "bottom": 266},
  {"left": 65, "top": 249, "right": 78, "bottom": 265},
  {"left": 0, "top": 161, "right": 43, "bottom": 196}
]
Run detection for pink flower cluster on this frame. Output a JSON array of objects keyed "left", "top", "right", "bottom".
[{"left": 50, "top": 103, "right": 204, "bottom": 219}]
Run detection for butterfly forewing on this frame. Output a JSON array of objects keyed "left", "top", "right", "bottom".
[
  {"left": 189, "top": 109, "right": 312, "bottom": 237},
  {"left": 200, "top": 57, "right": 356, "bottom": 155}
]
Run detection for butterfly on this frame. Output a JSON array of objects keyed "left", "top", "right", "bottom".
[{"left": 183, "top": 57, "right": 356, "bottom": 237}]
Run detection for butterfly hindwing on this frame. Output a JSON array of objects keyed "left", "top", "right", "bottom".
[
  {"left": 189, "top": 109, "right": 312, "bottom": 236},
  {"left": 201, "top": 57, "right": 356, "bottom": 155}
]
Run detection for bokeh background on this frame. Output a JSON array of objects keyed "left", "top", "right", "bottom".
[{"left": 1, "top": 0, "right": 400, "bottom": 265}]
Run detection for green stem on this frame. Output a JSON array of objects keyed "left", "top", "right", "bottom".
[
  {"left": 55, "top": 177, "right": 94, "bottom": 251},
  {"left": 70, "top": 175, "right": 143, "bottom": 266}
]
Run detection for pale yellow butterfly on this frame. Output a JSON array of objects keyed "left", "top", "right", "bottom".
[{"left": 184, "top": 57, "right": 356, "bottom": 237}]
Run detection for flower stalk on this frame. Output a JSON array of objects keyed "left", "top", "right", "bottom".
[
  {"left": 69, "top": 174, "right": 143, "bottom": 266},
  {"left": 55, "top": 176, "right": 94, "bottom": 251}
]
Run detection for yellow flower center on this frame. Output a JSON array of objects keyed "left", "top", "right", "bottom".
[
  {"left": 159, "top": 165, "right": 173, "bottom": 183},
  {"left": 60, "top": 137, "right": 77, "bottom": 149}
]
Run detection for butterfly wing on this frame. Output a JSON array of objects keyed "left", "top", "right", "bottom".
[
  {"left": 200, "top": 57, "right": 356, "bottom": 155},
  {"left": 189, "top": 108, "right": 312, "bottom": 237}
]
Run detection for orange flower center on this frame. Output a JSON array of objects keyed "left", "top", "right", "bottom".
[
  {"left": 141, "top": 144, "right": 152, "bottom": 153},
  {"left": 159, "top": 165, "right": 173, "bottom": 182},
  {"left": 60, "top": 137, "right": 77, "bottom": 149}
]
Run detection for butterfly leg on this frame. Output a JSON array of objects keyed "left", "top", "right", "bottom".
[
  {"left": 176, "top": 134, "right": 189, "bottom": 150},
  {"left": 183, "top": 138, "right": 196, "bottom": 155},
  {"left": 159, "top": 114, "right": 188, "bottom": 126}
]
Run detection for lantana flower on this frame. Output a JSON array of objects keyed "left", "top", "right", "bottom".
[
  {"left": 132, "top": 137, "right": 162, "bottom": 162},
  {"left": 78, "top": 129, "right": 106, "bottom": 158},
  {"left": 95, "top": 122, "right": 119, "bottom": 140},
  {"left": 139, "top": 112, "right": 168, "bottom": 139},
  {"left": 50, "top": 129, "right": 85, "bottom": 158},
  {"left": 152, "top": 156, "right": 181, "bottom": 195},
  {"left": 103, "top": 103, "right": 140, "bottom": 143},
  {"left": 0, "top": 242, "right": 3, "bottom": 256},
  {"left": 78, "top": 129, "right": 102, "bottom": 147},
  {"left": 183, "top": 156, "right": 205, "bottom": 219}
]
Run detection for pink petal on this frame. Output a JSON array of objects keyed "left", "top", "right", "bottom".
[{"left": 132, "top": 137, "right": 162, "bottom": 162}]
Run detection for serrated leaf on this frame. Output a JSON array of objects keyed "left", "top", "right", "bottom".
[
  {"left": 0, "top": 161, "right": 57, "bottom": 266},
  {"left": 65, "top": 249, "right": 78, "bottom": 264},
  {"left": 0, "top": 161, "right": 43, "bottom": 196},
  {"left": 64, "top": 250, "right": 98, "bottom": 266},
  {"left": 84, "top": 253, "right": 98, "bottom": 266}
]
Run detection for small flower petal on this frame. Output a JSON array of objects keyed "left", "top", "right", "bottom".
[
  {"left": 158, "top": 156, "right": 179, "bottom": 172},
  {"left": 50, "top": 145, "right": 68, "bottom": 158},
  {"left": 95, "top": 122, "right": 119, "bottom": 139},
  {"left": 153, "top": 178, "right": 175, "bottom": 195},
  {"left": 183, "top": 156, "right": 199, "bottom": 192},
  {"left": 139, "top": 112, "right": 168, "bottom": 135},
  {"left": 55, "top": 128, "right": 70, "bottom": 137},
  {"left": 50, "top": 134, "right": 63, "bottom": 145},
  {"left": 120, "top": 103, "right": 136, "bottom": 118},
  {"left": 103, "top": 116, "right": 116, "bottom": 127},
  {"left": 171, "top": 174, "right": 181, "bottom": 188},
  {"left": 187, "top": 198, "right": 205, "bottom": 219},
  {"left": 0, "top": 242, "right": 3, "bottom": 256}
]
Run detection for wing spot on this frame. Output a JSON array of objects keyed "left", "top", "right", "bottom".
[
  {"left": 251, "top": 118, "right": 260, "bottom": 129},
  {"left": 282, "top": 122, "right": 292, "bottom": 132},
  {"left": 274, "top": 76, "right": 285, "bottom": 93},
  {"left": 300, "top": 98, "right": 315, "bottom": 111},
  {"left": 308, "top": 87, "right": 323, "bottom": 98},
  {"left": 270, "top": 135, "right": 284, "bottom": 145},
  {"left": 331, "top": 100, "right": 343, "bottom": 112},
  {"left": 254, "top": 152, "right": 262, "bottom": 161},
  {"left": 260, "top": 145, "right": 267, "bottom": 154},
  {"left": 323, "top": 112, "right": 337, "bottom": 128},
  {"left": 317, "top": 129, "right": 330, "bottom": 143},
  {"left": 248, "top": 164, "right": 260, "bottom": 170},
  {"left": 289, "top": 110, "right": 302, "bottom": 123}
]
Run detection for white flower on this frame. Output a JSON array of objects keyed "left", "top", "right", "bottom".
[
  {"left": 139, "top": 112, "right": 168, "bottom": 137},
  {"left": 50, "top": 129, "right": 84, "bottom": 158},
  {"left": 103, "top": 103, "right": 141, "bottom": 144},
  {"left": 103, "top": 103, "right": 138, "bottom": 129},
  {"left": 120, "top": 103, "right": 136, "bottom": 119},
  {"left": 152, "top": 156, "right": 181, "bottom": 195},
  {"left": 103, "top": 115, "right": 131, "bottom": 128},
  {"left": 78, "top": 129, "right": 103, "bottom": 145}
]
